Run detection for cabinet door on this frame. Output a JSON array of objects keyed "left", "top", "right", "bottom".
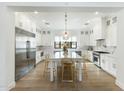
[
  {"left": 109, "top": 57, "right": 116, "bottom": 76},
  {"left": 46, "top": 34, "right": 52, "bottom": 46},
  {"left": 90, "top": 52, "right": 93, "bottom": 62},
  {"left": 89, "top": 33, "right": 96, "bottom": 46},
  {"left": 105, "top": 56, "right": 116, "bottom": 77},
  {"left": 106, "top": 18, "right": 117, "bottom": 46},
  {"left": 105, "top": 58, "right": 110, "bottom": 72},
  {"left": 100, "top": 54, "right": 106, "bottom": 70},
  {"left": 15, "top": 13, "right": 36, "bottom": 34},
  {"left": 80, "top": 34, "right": 86, "bottom": 46},
  {"left": 88, "top": 51, "right": 93, "bottom": 62},
  {"left": 94, "top": 25, "right": 102, "bottom": 39},
  {"left": 36, "top": 52, "right": 40, "bottom": 64},
  {"left": 101, "top": 55, "right": 110, "bottom": 72},
  {"left": 92, "top": 17, "right": 103, "bottom": 40},
  {"left": 36, "top": 29, "right": 42, "bottom": 46},
  {"left": 101, "top": 59, "right": 106, "bottom": 70}
]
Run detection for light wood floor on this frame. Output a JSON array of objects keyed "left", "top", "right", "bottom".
[{"left": 11, "top": 61, "right": 122, "bottom": 91}]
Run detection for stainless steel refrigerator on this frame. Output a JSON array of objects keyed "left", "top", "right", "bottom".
[{"left": 15, "top": 27, "right": 36, "bottom": 81}]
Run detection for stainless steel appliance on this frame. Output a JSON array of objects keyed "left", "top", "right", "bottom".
[
  {"left": 15, "top": 27, "right": 36, "bottom": 81},
  {"left": 93, "top": 52, "right": 100, "bottom": 67},
  {"left": 93, "top": 51, "right": 110, "bottom": 68}
]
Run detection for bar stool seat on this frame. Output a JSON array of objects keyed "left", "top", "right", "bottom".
[
  {"left": 61, "top": 58, "right": 75, "bottom": 83},
  {"left": 43, "top": 54, "right": 56, "bottom": 79}
]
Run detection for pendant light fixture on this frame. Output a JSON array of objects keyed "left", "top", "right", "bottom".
[{"left": 63, "top": 12, "right": 69, "bottom": 40}]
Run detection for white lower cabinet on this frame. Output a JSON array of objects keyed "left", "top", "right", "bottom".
[
  {"left": 106, "top": 55, "right": 116, "bottom": 77},
  {"left": 100, "top": 55, "right": 106, "bottom": 70},
  {"left": 87, "top": 51, "right": 93, "bottom": 62},
  {"left": 36, "top": 51, "right": 44, "bottom": 64},
  {"left": 100, "top": 54, "right": 116, "bottom": 77}
]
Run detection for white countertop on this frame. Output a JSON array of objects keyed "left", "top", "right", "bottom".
[{"left": 51, "top": 51, "right": 82, "bottom": 59}]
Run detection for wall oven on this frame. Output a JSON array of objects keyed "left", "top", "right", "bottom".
[{"left": 93, "top": 52, "right": 101, "bottom": 68}]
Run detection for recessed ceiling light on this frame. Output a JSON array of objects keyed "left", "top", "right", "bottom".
[
  {"left": 87, "top": 20, "right": 90, "bottom": 23},
  {"left": 42, "top": 20, "right": 46, "bottom": 23},
  {"left": 34, "top": 11, "right": 38, "bottom": 14},
  {"left": 95, "top": 11, "right": 99, "bottom": 15},
  {"left": 47, "top": 25, "right": 50, "bottom": 28}
]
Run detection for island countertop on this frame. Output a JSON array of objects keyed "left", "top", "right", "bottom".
[{"left": 50, "top": 51, "right": 82, "bottom": 59}]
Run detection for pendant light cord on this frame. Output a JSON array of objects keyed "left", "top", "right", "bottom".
[{"left": 65, "top": 12, "right": 67, "bottom": 33}]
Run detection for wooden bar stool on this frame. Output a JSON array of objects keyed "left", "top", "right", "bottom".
[
  {"left": 43, "top": 54, "right": 56, "bottom": 79},
  {"left": 83, "top": 57, "right": 88, "bottom": 80},
  {"left": 61, "top": 58, "right": 75, "bottom": 86},
  {"left": 43, "top": 54, "right": 50, "bottom": 78}
]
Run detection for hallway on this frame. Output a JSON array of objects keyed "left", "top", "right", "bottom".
[{"left": 11, "top": 60, "right": 122, "bottom": 91}]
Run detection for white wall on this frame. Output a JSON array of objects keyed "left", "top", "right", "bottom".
[
  {"left": 0, "top": 6, "right": 15, "bottom": 90},
  {"left": 43, "top": 29, "right": 81, "bottom": 47},
  {"left": 115, "top": 9, "right": 124, "bottom": 90}
]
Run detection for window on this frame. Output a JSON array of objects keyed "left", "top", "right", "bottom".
[
  {"left": 54, "top": 36, "right": 60, "bottom": 48},
  {"left": 71, "top": 36, "right": 76, "bottom": 42},
  {"left": 54, "top": 36, "right": 77, "bottom": 49},
  {"left": 71, "top": 42, "right": 77, "bottom": 48},
  {"left": 55, "top": 36, "right": 60, "bottom": 42}
]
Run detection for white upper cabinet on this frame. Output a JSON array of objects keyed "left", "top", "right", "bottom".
[
  {"left": 15, "top": 12, "right": 36, "bottom": 34},
  {"left": 80, "top": 31, "right": 90, "bottom": 46},
  {"left": 36, "top": 29, "right": 52, "bottom": 46},
  {"left": 41, "top": 31, "right": 52, "bottom": 46},
  {"left": 36, "top": 28, "right": 52, "bottom": 48},
  {"left": 105, "top": 16, "right": 117, "bottom": 46},
  {"left": 36, "top": 28, "right": 42, "bottom": 46},
  {"left": 89, "top": 16, "right": 117, "bottom": 47},
  {"left": 89, "top": 30, "right": 96, "bottom": 46},
  {"left": 80, "top": 17, "right": 106, "bottom": 47},
  {"left": 91, "top": 17, "right": 105, "bottom": 40}
]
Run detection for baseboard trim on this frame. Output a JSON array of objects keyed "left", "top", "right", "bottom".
[
  {"left": 116, "top": 80, "right": 124, "bottom": 90},
  {"left": 7, "top": 81, "right": 15, "bottom": 90}
]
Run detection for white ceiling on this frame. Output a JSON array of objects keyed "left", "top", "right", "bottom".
[
  {"left": 22, "top": 9, "right": 119, "bottom": 31},
  {"left": 11, "top": 2, "right": 123, "bottom": 31},
  {"left": 24, "top": 12, "right": 102, "bottom": 30},
  {"left": 4, "top": 2, "right": 124, "bottom": 7},
  {"left": 11, "top": 6, "right": 123, "bottom": 12}
]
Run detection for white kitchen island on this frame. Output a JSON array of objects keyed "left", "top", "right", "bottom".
[{"left": 49, "top": 51, "right": 83, "bottom": 82}]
